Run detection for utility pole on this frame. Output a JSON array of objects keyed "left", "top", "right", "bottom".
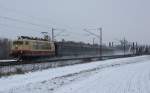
[
  {"left": 135, "top": 42, "right": 138, "bottom": 55},
  {"left": 123, "top": 37, "right": 126, "bottom": 56},
  {"left": 93, "top": 38, "right": 95, "bottom": 45},
  {"left": 99, "top": 28, "right": 102, "bottom": 57},
  {"left": 84, "top": 27, "right": 103, "bottom": 57},
  {"left": 52, "top": 28, "right": 54, "bottom": 41},
  {"left": 112, "top": 42, "right": 114, "bottom": 47},
  {"left": 51, "top": 28, "right": 67, "bottom": 42},
  {"left": 132, "top": 42, "right": 135, "bottom": 55}
]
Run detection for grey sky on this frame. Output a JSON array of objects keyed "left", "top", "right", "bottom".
[{"left": 0, "top": 0, "right": 150, "bottom": 45}]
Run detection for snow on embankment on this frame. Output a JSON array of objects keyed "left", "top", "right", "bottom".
[
  {"left": 55, "top": 56, "right": 150, "bottom": 93},
  {"left": 0, "top": 55, "right": 150, "bottom": 93}
]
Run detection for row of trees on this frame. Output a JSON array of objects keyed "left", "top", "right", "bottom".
[{"left": 0, "top": 38, "right": 11, "bottom": 59}]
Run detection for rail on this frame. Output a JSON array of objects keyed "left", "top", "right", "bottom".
[{"left": 0, "top": 54, "right": 141, "bottom": 66}]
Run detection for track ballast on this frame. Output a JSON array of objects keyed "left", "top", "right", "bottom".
[{"left": 0, "top": 54, "right": 140, "bottom": 66}]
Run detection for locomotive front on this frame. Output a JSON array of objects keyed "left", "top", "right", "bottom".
[
  {"left": 10, "top": 39, "right": 32, "bottom": 59},
  {"left": 10, "top": 36, "right": 56, "bottom": 59}
]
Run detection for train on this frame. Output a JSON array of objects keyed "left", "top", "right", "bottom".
[
  {"left": 9, "top": 36, "right": 150, "bottom": 60},
  {"left": 10, "top": 36, "right": 115, "bottom": 60}
]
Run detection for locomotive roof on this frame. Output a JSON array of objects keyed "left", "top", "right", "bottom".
[
  {"left": 14, "top": 39, "right": 55, "bottom": 45},
  {"left": 17, "top": 36, "right": 49, "bottom": 41}
]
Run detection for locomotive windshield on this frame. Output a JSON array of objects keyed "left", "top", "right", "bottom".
[{"left": 13, "top": 41, "right": 23, "bottom": 45}]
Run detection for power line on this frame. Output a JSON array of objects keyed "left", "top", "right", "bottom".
[
  {"left": 0, "top": 15, "right": 49, "bottom": 28},
  {"left": 54, "top": 30, "right": 66, "bottom": 38},
  {"left": 51, "top": 28, "right": 67, "bottom": 41},
  {"left": 0, "top": 5, "right": 74, "bottom": 30},
  {"left": 0, "top": 5, "right": 56, "bottom": 25},
  {"left": 84, "top": 27, "right": 103, "bottom": 57},
  {"left": 84, "top": 29, "right": 100, "bottom": 38},
  {"left": 0, "top": 23, "right": 43, "bottom": 32},
  {"left": 0, "top": 5, "right": 95, "bottom": 33},
  {"left": 0, "top": 5, "right": 105, "bottom": 34}
]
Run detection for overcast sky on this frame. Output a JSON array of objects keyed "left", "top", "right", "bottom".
[{"left": 0, "top": 0, "right": 150, "bottom": 45}]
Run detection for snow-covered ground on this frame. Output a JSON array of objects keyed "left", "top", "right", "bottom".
[
  {"left": 0, "top": 55, "right": 150, "bottom": 93},
  {"left": 0, "top": 59, "right": 16, "bottom": 62}
]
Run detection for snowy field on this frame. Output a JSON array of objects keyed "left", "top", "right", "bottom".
[
  {"left": 0, "top": 55, "right": 150, "bottom": 93},
  {"left": 0, "top": 60, "right": 16, "bottom": 62}
]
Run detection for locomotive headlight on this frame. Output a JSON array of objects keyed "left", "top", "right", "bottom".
[{"left": 15, "top": 45, "right": 18, "bottom": 50}]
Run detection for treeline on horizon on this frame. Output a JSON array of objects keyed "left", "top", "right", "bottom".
[{"left": 0, "top": 38, "right": 11, "bottom": 59}]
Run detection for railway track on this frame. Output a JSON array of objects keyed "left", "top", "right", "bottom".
[{"left": 0, "top": 54, "right": 140, "bottom": 66}]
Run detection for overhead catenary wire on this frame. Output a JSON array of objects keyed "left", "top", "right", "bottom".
[
  {"left": 84, "top": 29, "right": 100, "bottom": 38},
  {"left": 84, "top": 28, "right": 103, "bottom": 57},
  {"left": 0, "top": 5, "right": 56, "bottom": 25},
  {"left": 0, "top": 6, "right": 93, "bottom": 35},
  {"left": 0, "top": 23, "right": 43, "bottom": 32},
  {"left": 0, "top": 5, "right": 101, "bottom": 43},
  {"left": 0, "top": 5, "right": 104, "bottom": 36},
  {"left": 0, "top": 16, "right": 86, "bottom": 41},
  {"left": 0, "top": 15, "right": 49, "bottom": 28},
  {"left": 0, "top": 5, "right": 75, "bottom": 30}
]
